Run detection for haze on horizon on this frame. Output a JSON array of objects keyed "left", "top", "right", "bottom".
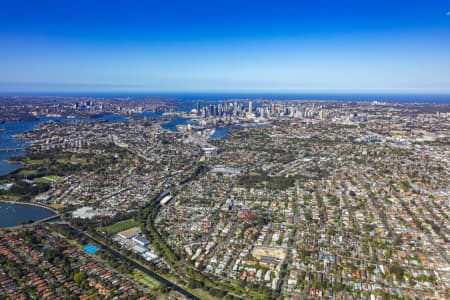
[{"left": 1, "top": 0, "right": 450, "bottom": 94}]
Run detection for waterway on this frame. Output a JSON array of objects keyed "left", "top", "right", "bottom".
[
  {"left": 0, "top": 120, "right": 40, "bottom": 176},
  {"left": 210, "top": 122, "right": 269, "bottom": 140},
  {"left": 0, "top": 201, "right": 56, "bottom": 228},
  {"left": 210, "top": 126, "right": 230, "bottom": 140},
  {"left": 159, "top": 116, "right": 236, "bottom": 138},
  {"left": 160, "top": 116, "right": 191, "bottom": 132}
]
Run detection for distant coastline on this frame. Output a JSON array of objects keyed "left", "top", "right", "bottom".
[{"left": 0, "top": 92, "right": 449, "bottom": 104}]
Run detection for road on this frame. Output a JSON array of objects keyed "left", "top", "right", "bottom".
[{"left": 67, "top": 224, "right": 201, "bottom": 300}]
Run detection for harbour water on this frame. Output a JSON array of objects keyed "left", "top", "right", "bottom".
[
  {"left": 0, "top": 119, "right": 40, "bottom": 176},
  {"left": 158, "top": 116, "right": 234, "bottom": 138},
  {"left": 160, "top": 116, "right": 191, "bottom": 132},
  {"left": 0, "top": 201, "right": 55, "bottom": 228},
  {"left": 210, "top": 127, "right": 230, "bottom": 140},
  {"left": 210, "top": 122, "right": 269, "bottom": 140}
]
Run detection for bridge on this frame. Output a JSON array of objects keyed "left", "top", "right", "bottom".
[
  {"left": 2, "top": 212, "right": 67, "bottom": 230},
  {"left": 32, "top": 214, "right": 65, "bottom": 224}
]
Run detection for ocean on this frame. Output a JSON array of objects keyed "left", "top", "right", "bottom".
[{"left": 1, "top": 92, "right": 449, "bottom": 104}]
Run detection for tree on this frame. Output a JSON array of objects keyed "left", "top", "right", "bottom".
[{"left": 73, "top": 271, "right": 85, "bottom": 285}]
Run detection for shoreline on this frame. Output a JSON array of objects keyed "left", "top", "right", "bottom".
[
  {"left": 0, "top": 119, "right": 36, "bottom": 177},
  {"left": 0, "top": 155, "right": 26, "bottom": 177},
  {"left": 0, "top": 199, "right": 58, "bottom": 215}
]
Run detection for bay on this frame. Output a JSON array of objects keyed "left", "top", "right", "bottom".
[{"left": 0, "top": 201, "right": 55, "bottom": 228}]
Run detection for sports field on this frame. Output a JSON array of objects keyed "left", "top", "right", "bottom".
[{"left": 101, "top": 218, "right": 140, "bottom": 234}]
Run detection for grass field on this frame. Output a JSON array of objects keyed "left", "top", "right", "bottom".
[
  {"left": 0, "top": 194, "right": 21, "bottom": 201},
  {"left": 17, "top": 169, "right": 39, "bottom": 176},
  {"left": 57, "top": 158, "right": 72, "bottom": 164},
  {"left": 26, "top": 159, "right": 44, "bottom": 165},
  {"left": 133, "top": 270, "right": 160, "bottom": 289},
  {"left": 100, "top": 218, "right": 140, "bottom": 234},
  {"left": 57, "top": 158, "right": 88, "bottom": 165},
  {"left": 34, "top": 175, "right": 60, "bottom": 183},
  {"left": 50, "top": 202, "right": 65, "bottom": 209}
]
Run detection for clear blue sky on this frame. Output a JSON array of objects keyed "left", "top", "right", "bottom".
[{"left": 1, "top": 0, "right": 449, "bottom": 94}]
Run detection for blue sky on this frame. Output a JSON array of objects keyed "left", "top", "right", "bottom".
[{"left": 1, "top": 0, "right": 449, "bottom": 93}]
